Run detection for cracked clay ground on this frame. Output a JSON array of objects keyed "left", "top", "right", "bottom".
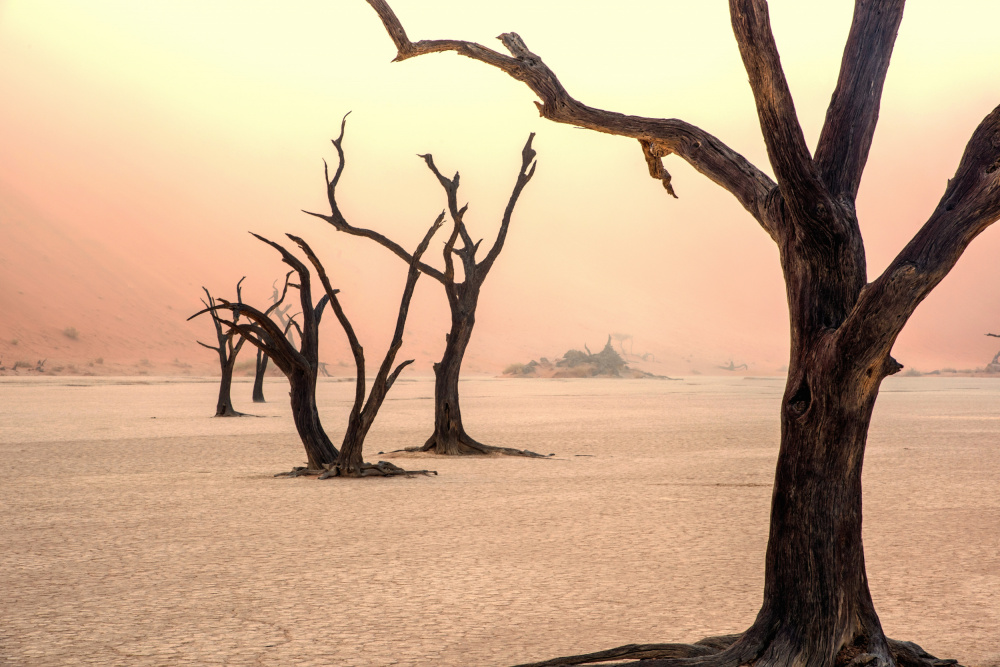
[{"left": 1, "top": 376, "right": 998, "bottom": 666}]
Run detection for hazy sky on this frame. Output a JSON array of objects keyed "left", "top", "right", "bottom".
[{"left": 2, "top": 1, "right": 999, "bottom": 374}]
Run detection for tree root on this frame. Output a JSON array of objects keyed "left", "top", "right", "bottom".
[
  {"left": 274, "top": 461, "right": 437, "bottom": 479},
  {"left": 412, "top": 433, "right": 553, "bottom": 458},
  {"left": 511, "top": 637, "right": 734, "bottom": 667},
  {"left": 511, "top": 634, "right": 961, "bottom": 667}
]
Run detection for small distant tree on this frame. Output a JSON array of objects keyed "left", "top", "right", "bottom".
[
  {"left": 251, "top": 277, "right": 298, "bottom": 403},
  {"left": 251, "top": 348, "right": 269, "bottom": 403},
  {"left": 192, "top": 228, "right": 440, "bottom": 478},
  {"left": 306, "top": 119, "right": 543, "bottom": 456},
  {"left": 196, "top": 279, "right": 248, "bottom": 417}
]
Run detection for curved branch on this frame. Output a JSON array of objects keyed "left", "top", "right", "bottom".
[
  {"left": 366, "top": 0, "right": 778, "bottom": 239},
  {"left": 477, "top": 132, "right": 537, "bottom": 278},
  {"left": 360, "top": 215, "right": 443, "bottom": 427},
  {"left": 249, "top": 232, "right": 320, "bottom": 356},
  {"left": 289, "top": 234, "right": 367, "bottom": 417},
  {"left": 814, "top": 0, "right": 905, "bottom": 200},
  {"left": 839, "top": 104, "right": 1000, "bottom": 370}
]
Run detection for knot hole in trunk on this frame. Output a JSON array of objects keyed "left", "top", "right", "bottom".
[{"left": 788, "top": 379, "right": 811, "bottom": 418}]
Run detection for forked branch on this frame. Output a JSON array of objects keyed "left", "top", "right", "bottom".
[
  {"left": 813, "top": 0, "right": 905, "bottom": 200},
  {"left": 303, "top": 114, "right": 447, "bottom": 283},
  {"left": 839, "top": 103, "right": 1000, "bottom": 370}
]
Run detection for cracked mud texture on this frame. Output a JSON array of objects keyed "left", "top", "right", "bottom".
[{"left": 0, "top": 376, "right": 997, "bottom": 666}]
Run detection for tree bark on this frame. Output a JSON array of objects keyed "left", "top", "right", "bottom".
[
  {"left": 252, "top": 348, "right": 268, "bottom": 403},
  {"left": 287, "top": 367, "right": 338, "bottom": 469},
  {"left": 425, "top": 307, "right": 479, "bottom": 454},
  {"left": 215, "top": 356, "right": 241, "bottom": 417}
]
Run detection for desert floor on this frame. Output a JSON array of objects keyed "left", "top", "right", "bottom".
[{"left": 1, "top": 375, "right": 998, "bottom": 667}]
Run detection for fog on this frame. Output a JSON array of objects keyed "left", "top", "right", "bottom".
[{"left": 2, "top": 1, "right": 1000, "bottom": 376}]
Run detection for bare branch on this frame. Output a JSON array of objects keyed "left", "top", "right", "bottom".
[
  {"left": 478, "top": 133, "right": 538, "bottom": 277},
  {"left": 729, "top": 0, "right": 825, "bottom": 217},
  {"left": 303, "top": 114, "right": 447, "bottom": 284},
  {"left": 360, "top": 213, "right": 444, "bottom": 426},
  {"left": 366, "top": 0, "right": 778, "bottom": 238},
  {"left": 839, "top": 104, "right": 1000, "bottom": 370},
  {"left": 289, "top": 234, "right": 367, "bottom": 414},
  {"left": 640, "top": 140, "right": 677, "bottom": 198},
  {"left": 249, "top": 232, "right": 320, "bottom": 348},
  {"left": 385, "top": 359, "right": 415, "bottom": 394},
  {"left": 420, "top": 153, "right": 473, "bottom": 283},
  {"left": 814, "top": 0, "right": 905, "bottom": 200},
  {"left": 265, "top": 271, "right": 295, "bottom": 317}
]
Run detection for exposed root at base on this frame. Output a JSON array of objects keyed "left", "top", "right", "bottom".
[
  {"left": 407, "top": 433, "right": 553, "bottom": 458},
  {"left": 275, "top": 460, "right": 437, "bottom": 479},
  {"left": 511, "top": 634, "right": 961, "bottom": 667}
]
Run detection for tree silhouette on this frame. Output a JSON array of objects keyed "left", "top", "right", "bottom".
[
  {"left": 367, "top": 1, "right": 1000, "bottom": 666},
  {"left": 193, "top": 229, "right": 440, "bottom": 478},
  {"left": 196, "top": 279, "right": 248, "bottom": 417},
  {"left": 305, "top": 120, "right": 545, "bottom": 457}
]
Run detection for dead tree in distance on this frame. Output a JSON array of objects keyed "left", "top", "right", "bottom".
[
  {"left": 306, "top": 119, "right": 545, "bottom": 457},
  {"left": 251, "top": 278, "right": 299, "bottom": 403},
  {"left": 252, "top": 348, "right": 269, "bottom": 403},
  {"left": 196, "top": 280, "right": 248, "bottom": 417},
  {"left": 192, "top": 228, "right": 440, "bottom": 478},
  {"left": 367, "top": 1, "right": 1000, "bottom": 666}
]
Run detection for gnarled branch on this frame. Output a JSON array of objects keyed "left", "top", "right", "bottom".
[{"left": 365, "top": 0, "right": 778, "bottom": 239}]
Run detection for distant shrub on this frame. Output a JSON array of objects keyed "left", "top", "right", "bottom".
[
  {"left": 95, "top": 357, "right": 104, "bottom": 365},
  {"left": 13, "top": 360, "right": 32, "bottom": 369},
  {"left": 10, "top": 339, "right": 18, "bottom": 346},
  {"left": 503, "top": 363, "right": 526, "bottom": 375},
  {"left": 63, "top": 327, "right": 79, "bottom": 340},
  {"left": 138, "top": 358, "right": 151, "bottom": 367},
  {"left": 234, "top": 360, "right": 255, "bottom": 373}
]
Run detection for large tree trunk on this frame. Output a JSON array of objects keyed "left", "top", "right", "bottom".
[
  {"left": 733, "top": 362, "right": 891, "bottom": 667},
  {"left": 336, "top": 413, "right": 368, "bottom": 476},
  {"left": 288, "top": 368, "right": 338, "bottom": 469}
]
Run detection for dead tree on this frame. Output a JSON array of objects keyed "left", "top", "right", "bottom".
[
  {"left": 251, "top": 279, "right": 298, "bottom": 403},
  {"left": 192, "top": 227, "right": 440, "bottom": 478},
  {"left": 367, "top": 1, "right": 1000, "bottom": 666},
  {"left": 252, "top": 348, "right": 268, "bottom": 403},
  {"left": 305, "top": 121, "right": 543, "bottom": 457},
  {"left": 197, "top": 280, "right": 248, "bottom": 417}
]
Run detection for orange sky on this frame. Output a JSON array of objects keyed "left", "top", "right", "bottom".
[{"left": 1, "top": 1, "right": 999, "bottom": 375}]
